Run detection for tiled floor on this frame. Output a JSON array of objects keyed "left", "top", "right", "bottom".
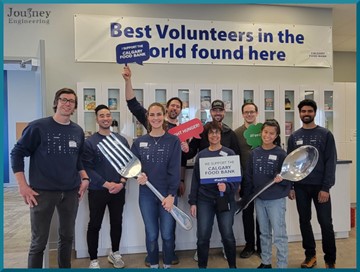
[{"left": 3, "top": 186, "right": 357, "bottom": 269}]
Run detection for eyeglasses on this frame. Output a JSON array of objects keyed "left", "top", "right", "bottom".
[
  {"left": 58, "top": 97, "right": 76, "bottom": 105},
  {"left": 243, "top": 111, "right": 256, "bottom": 115}
]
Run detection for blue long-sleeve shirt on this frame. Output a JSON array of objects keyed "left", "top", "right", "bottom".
[
  {"left": 287, "top": 126, "right": 337, "bottom": 192},
  {"left": 244, "top": 146, "right": 290, "bottom": 200},
  {"left": 188, "top": 146, "right": 241, "bottom": 205},
  {"left": 10, "top": 116, "right": 85, "bottom": 191},
  {"left": 82, "top": 132, "right": 130, "bottom": 190},
  {"left": 131, "top": 132, "right": 181, "bottom": 197}
]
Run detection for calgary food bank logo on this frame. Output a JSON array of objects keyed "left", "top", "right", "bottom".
[{"left": 7, "top": 7, "right": 51, "bottom": 25}]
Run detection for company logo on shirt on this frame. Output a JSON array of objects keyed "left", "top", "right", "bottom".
[{"left": 6, "top": 7, "right": 51, "bottom": 25}]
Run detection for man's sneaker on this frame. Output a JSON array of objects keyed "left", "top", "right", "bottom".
[
  {"left": 172, "top": 254, "right": 180, "bottom": 265},
  {"left": 145, "top": 254, "right": 179, "bottom": 266},
  {"left": 257, "top": 263, "right": 272, "bottom": 268},
  {"left": 108, "top": 251, "right": 125, "bottom": 268},
  {"left": 89, "top": 259, "right": 100, "bottom": 269},
  {"left": 145, "top": 255, "right": 150, "bottom": 267},
  {"left": 240, "top": 245, "right": 255, "bottom": 258},
  {"left": 301, "top": 256, "right": 317, "bottom": 268},
  {"left": 193, "top": 250, "right": 198, "bottom": 262},
  {"left": 222, "top": 247, "right": 227, "bottom": 260},
  {"left": 325, "top": 263, "right": 336, "bottom": 269},
  {"left": 255, "top": 249, "right": 262, "bottom": 257}
]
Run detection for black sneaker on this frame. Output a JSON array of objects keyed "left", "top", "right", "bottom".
[
  {"left": 257, "top": 263, "right": 272, "bottom": 268},
  {"left": 255, "top": 249, "right": 262, "bottom": 257},
  {"left": 146, "top": 254, "right": 179, "bottom": 266},
  {"left": 144, "top": 255, "right": 150, "bottom": 267},
  {"left": 301, "top": 256, "right": 317, "bottom": 268},
  {"left": 172, "top": 254, "right": 180, "bottom": 265},
  {"left": 240, "top": 245, "right": 255, "bottom": 258},
  {"left": 325, "top": 262, "right": 336, "bottom": 269}
]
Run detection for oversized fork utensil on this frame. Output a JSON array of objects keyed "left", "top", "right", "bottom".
[{"left": 97, "top": 133, "right": 192, "bottom": 231}]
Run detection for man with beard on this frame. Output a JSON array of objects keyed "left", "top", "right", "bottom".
[
  {"left": 186, "top": 99, "right": 241, "bottom": 261},
  {"left": 287, "top": 99, "right": 337, "bottom": 269},
  {"left": 187, "top": 100, "right": 241, "bottom": 158},
  {"left": 82, "top": 105, "right": 129, "bottom": 269},
  {"left": 122, "top": 65, "right": 188, "bottom": 266}
]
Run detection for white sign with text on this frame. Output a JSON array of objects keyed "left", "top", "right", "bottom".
[{"left": 199, "top": 155, "right": 241, "bottom": 184}]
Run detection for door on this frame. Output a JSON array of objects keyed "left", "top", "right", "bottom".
[{"left": 4, "top": 40, "right": 46, "bottom": 185}]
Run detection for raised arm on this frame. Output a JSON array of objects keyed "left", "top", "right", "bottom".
[
  {"left": 122, "top": 65, "right": 148, "bottom": 127},
  {"left": 122, "top": 65, "right": 135, "bottom": 101}
]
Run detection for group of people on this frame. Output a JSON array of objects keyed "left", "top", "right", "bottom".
[{"left": 10, "top": 65, "right": 337, "bottom": 269}]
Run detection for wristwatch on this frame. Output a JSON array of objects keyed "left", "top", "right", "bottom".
[{"left": 82, "top": 177, "right": 90, "bottom": 182}]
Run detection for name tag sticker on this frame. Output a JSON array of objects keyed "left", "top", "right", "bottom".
[
  {"left": 296, "top": 140, "right": 303, "bottom": 145},
  {"left": 69, "top": 140, "right": 77, "bottom": 148},
  {"left": 140, "top": 142, "right": 148, "bottom": 147},
  {"left": 269, "top": 155, "right": 277, "bottom": 160},
  {"left": 219, "top": 150, "right": 228, "bottom": 156}
]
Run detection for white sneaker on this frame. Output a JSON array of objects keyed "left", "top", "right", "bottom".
[
  {"left": 193, "top": 250, "right": 198, "bottom": 262},
  {"left": 108, "top": 251, "right": 125, "bottom": 268},
  {"left": 222, "top": 247, "right": 227, "bottom": 260},
  {"left": 89, "top": 259, "right": 100, "bottom": 269}
]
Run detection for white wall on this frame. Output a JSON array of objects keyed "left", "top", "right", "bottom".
[
  {"left": 333, "top": 52, "right": 356, "bottom": 82},
  {"left": 345, "top": 83, "right": 357, "bottom": 203}
]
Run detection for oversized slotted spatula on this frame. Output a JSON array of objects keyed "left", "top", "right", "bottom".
[{"left": 97, "top": 133, "right": 192, "bottom": 231}]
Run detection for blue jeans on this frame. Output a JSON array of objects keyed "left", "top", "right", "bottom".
[
  {"left": 255, "top": 197, "right": 288, "bottom": 268},
  {"left": 294, "top": 184, "right": 336, "bottom": 264},
  {"left": 139, "top": 192, "right": 176, "bottom": 266},
  {"left": 29, "top": 189, "right": 79, "bottom": 268},
  {"left": 196, "top": 197, "right": 236, "bottom": 268}
]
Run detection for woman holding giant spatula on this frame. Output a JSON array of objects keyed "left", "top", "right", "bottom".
[
  {"left": 131, "top": 102, "right": 182, "bottom": 269},
  {"left": 243, "top": 119, "right": 291, "bottom": 268}
]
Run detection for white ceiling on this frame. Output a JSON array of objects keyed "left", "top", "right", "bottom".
[{"left": 285, "top": 4, "right": 356, "bottom": 52}]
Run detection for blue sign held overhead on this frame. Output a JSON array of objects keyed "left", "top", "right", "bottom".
[{"left": 116, "top": 41, "right": 150, "bottom": 65}]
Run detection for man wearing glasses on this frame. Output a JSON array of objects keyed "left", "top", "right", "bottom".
[
  {"left": 11, "top": 88, "right": 89, "bottom": 268},
  {"left": 234, "top": 102, "right": 261, "bottom": 259}
]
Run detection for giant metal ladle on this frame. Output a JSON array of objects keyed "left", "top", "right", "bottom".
[{"left": 235, "top": 145, "right": 319, "bottom": 215}]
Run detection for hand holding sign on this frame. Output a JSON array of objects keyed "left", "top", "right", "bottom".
[
  {"left": 116, "top": 41, "right": 150, "bottom": 65},
  {"left": 168, "top": 118, "right": 204, "bottom": 142}
]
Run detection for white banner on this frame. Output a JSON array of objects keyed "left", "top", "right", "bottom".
[{"left": 74, "top": 14, "right": 332, "bottom": 67}]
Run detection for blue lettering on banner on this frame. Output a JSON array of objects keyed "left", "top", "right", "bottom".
[
  {"left": 107, "top": 20, "right": 320, "bottom": 64},
  {"left": 111, "top": 23, "right": 152, "bottom": 38}
]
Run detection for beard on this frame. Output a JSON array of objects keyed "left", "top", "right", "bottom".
[
  {"left": 301, "top": 115, "right": 314, "bottom": 124},
  {"left": 167, "top": 109, "right": 179, "bottom": 120},
  {"left": 212, "top": 115, "right": 224, "bottom": 122}
]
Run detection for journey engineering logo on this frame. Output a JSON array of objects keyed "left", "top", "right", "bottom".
[{"left": 6, "top": 7, "right": 51, "bottom": 25}]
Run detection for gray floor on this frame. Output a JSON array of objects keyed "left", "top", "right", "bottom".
[{"left": 3, "top": 186, "right": 357, "bottom": 269}]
